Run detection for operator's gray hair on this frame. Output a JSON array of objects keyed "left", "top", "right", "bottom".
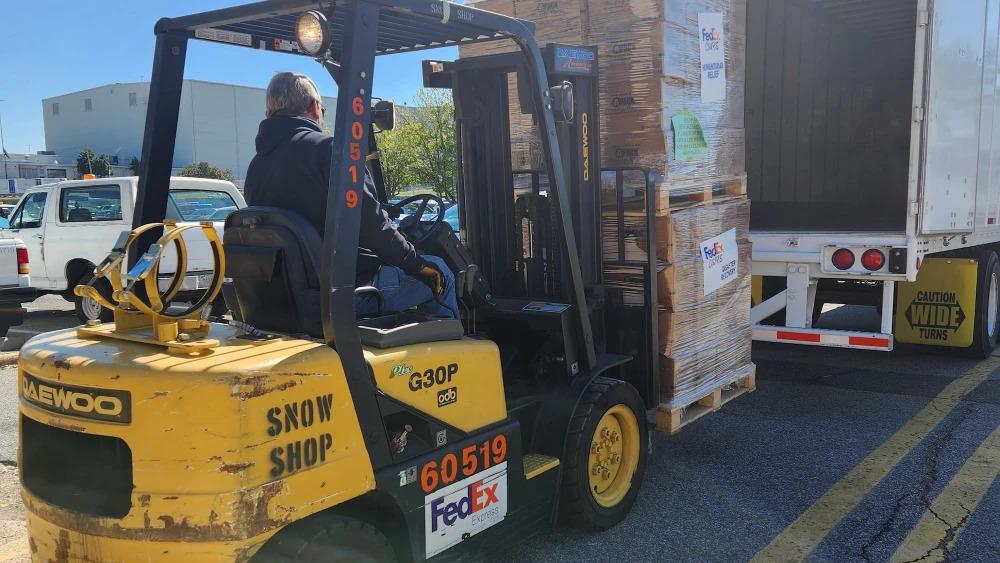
[{"left": 265, "top": 72, "right": 321, "bottom": 118}]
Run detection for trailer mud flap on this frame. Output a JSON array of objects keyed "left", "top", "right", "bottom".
[{"left": 895, "top": 258, "right": 977, "bottom": 347}]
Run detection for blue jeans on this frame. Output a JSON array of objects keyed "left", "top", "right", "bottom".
[{"left": 356, "top": 255, "right": 459, "bottom": 318}]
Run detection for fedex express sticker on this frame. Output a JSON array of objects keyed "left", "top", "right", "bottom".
[
  {"left": 700, "top": 228, "right": 738, "bottom": 296},
  {"left": 424, "top": 462, "right": 508, "bottom": 557}
]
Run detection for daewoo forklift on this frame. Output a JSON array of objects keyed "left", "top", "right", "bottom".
[{"left": 17, "top": 1, "right": 666, "bottom": 561}]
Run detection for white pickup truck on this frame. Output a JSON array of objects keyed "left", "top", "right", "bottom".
[
  {"left": 0, "top": 237, "right": 35, "bottom": 338},
  {"left": 0, "top": 176, "right": 245, "bottom": 322}
]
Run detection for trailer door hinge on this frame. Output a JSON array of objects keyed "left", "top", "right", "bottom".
[
  {"left": 913, "top": 106, "right": 925, "bottom": 122},
  {"left": 910, "top": 200, "right": 920, "bottom": 216},
  {"left": 918, "top": 10, "right": 929, "bottom": 27}
]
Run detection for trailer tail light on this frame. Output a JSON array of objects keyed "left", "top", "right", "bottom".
[
  {"left": 832, "top": 248, "right": 855, "bottom": 270},
  {"left": 861, "top": 249, "right": 885, "bottom": 271},
  {"left": 16, "top": 247, "right": 28, "bottom": 275}
]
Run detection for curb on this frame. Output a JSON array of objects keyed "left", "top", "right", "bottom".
[{"left": 0, "top": 352, "right": 19, "bottom": 370}]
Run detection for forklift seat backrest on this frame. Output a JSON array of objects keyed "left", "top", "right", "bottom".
[
  {"left": 223, "top": 207, "right": 464, "bottom": 348},
  {"left": 224, "top": 207, "right": 324, "bottom": 337}
]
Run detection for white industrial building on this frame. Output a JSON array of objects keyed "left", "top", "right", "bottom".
[
  {"left": 0, "top": 152, "right": 78, "bottom": 195},
  {"left": 43, "top": 80, "right": 337, "bottom": 183}
]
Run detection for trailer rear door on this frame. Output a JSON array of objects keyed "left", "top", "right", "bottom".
[{"left": 919, "top": 0, "right": 991, "bottom": 234}]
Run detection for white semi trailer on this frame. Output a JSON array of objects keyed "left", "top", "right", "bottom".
[{"left": 747, "top": 0, "right": 1000, "bottom": 357}]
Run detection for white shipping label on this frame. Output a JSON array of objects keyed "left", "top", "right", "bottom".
[
  {"left": 700, "top": 228, "right": 738, "bottom": 296},
  {"left": 698, "top": 12, "right": 727, "bottom": 103},
  {"left": 424, "top": 462, "right": 508, "bottom": 558}
]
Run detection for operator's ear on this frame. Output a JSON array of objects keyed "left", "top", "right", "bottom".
[{"left": 310, "top": 98, "right": 324, "bottom": 122}]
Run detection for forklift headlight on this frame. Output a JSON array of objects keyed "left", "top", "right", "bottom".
[{"left": 296, "top": 10, "right": 330, "bottom": 56}]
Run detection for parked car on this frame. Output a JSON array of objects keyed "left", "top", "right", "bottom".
[
  {"left": 0, "top": 176, "right": 245, "bottom": 322},
  {"left": 388, "top": 197, "right": 460, "bottom": 232},
  {"left": 444, "top": 203, "right": 459, "bottom": 233}
]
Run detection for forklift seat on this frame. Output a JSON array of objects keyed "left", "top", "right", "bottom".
[{"left": 223, "top": 207, "right": 463, "bottom": 348}]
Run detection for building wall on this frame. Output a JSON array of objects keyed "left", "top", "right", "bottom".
[{"left": 43, "top": 80, "right": 336, "bottom": 181}]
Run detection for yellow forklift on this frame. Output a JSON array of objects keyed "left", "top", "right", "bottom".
[{"left": 18, "top": 1, "right": 667, "bottom": 560}]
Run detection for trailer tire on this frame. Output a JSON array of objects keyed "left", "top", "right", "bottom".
[
  {"left": 250, "top": 512, "right": 396, "bottom": 563},
  {"left": 560, "top": 376, "right": 647, "bottom": 531},
  {"left": 962, "top": 249, "right": 1000, "bottom": 359}
]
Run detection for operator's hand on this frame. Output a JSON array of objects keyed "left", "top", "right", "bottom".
[{"left": 416, "top": 258, "right": 446, "bottom": 299}]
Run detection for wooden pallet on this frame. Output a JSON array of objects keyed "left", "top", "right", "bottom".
[
  {"left": 657, "top": 176, "right": 748, "bottom": 212},
  {"left": 655, "top": 366, "right": 757, "bottom": 435}
]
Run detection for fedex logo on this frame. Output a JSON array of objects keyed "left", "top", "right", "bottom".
[
  {"left": 703, "top": 240, "right": 725, "bottom": 259},
  {"left": 424, "top": 462, "right": 508, "bottom": 558},
  {"left": 701, "top": 26, "right": 722, "bottom": 51},
  {"left": 430, "top": 479, "right": 499, "bottom": 532},
  {"left": 701, "top": 27, "right": 722, "bottom": 42}
]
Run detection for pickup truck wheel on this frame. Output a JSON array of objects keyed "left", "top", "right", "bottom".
[
  {"left": 75, "top": 276, "right": 114, "bottom": 323},
  {"left": 561, "top": 376, "right": 647, "bottom": 530},
  {"left": 250, "top": 513, "right": 395, "bottom": 562}
]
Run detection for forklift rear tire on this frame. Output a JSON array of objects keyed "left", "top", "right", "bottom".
[
  {"left": 961, "top": 249, "right": 1000, "bottom": 359},
  {"left": 74, "top": 276, "right": 114, "bottom": 323},
  {"left": 561, "top": 376, "right": 647, "bottom": 530},
  {"left": 251, "top": 513, "right": 396, "bottom": 562}
]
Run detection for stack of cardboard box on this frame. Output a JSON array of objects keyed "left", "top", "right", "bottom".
[{"left": 463, "top": 0, "right": 753, "bottom": 414}]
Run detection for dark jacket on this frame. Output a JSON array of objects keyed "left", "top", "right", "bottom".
[{"left": 244, "top": 115, "right": 420, "bottom": 285}]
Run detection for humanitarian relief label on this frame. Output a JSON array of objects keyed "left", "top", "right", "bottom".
[
  {"left": 424, "top": 461, "right": 507, "bottom": 558},
  {"left": 698, "top": 12, "right": 727, "bottom": 103},
  {"left": 700, "top": 228, "right": 738, "bottom": 296},
  {"left": 21, "top": 372, "right": 131, "bottom": 423}
]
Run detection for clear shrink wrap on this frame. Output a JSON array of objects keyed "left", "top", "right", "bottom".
[{"left": 655, "top": 197, "right": 752, "bottom": 406}]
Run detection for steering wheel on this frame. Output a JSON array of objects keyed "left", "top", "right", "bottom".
[{"left": 389, "top": 194, "right": 445, "bottom": 245}]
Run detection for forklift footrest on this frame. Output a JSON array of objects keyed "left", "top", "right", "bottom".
[{"left": 523, "top": 453, "right": 560, "bottom": 479}]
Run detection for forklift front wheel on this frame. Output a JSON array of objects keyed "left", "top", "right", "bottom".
[{"left": 561, "top": 377, "right": 647, "bottom": 530}]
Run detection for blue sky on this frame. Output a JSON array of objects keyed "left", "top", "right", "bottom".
[{"left": 0, "top": 1, "right": 457, "bottom": 156}]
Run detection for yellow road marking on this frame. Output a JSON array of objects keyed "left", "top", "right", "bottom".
[
  {"left": 890, "top": 423, "right": 1000, "bottom": 562},
  {"left": 0, "top": 531, "right": 28, "bottom": 561},
  {"left": 751, "top": 356, "right": 1000, "bottom": 563}
]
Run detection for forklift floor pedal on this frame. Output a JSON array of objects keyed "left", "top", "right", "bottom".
[{"left": 523, "top": 453, "right": 560, "bottom": 479}]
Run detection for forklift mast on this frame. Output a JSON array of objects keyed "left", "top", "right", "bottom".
[{"left": 425, "top": 44, "right": 604, "bottom": 355}]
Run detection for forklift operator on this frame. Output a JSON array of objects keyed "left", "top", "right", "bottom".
[{"left": 244, "top": 72, "right": 459, "bottom": 318}]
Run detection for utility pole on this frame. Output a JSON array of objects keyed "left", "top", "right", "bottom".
[{"left": 0, "top": 99, "right": 8, "bottom": 181}]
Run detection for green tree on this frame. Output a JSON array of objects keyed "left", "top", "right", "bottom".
[
  {"left": 374, "top": 122, "right": 421, "bottom": 198},
  {"left": 409, "top": 89, "right": 457, "bottom": 200},
  {"left": 76, "top": 148, "right": 112, "bottom": 177},
  {"left": 178, "top": 161, "right": 237, "bottom": 183},
  {"left": 129, "top": 157, "right": 141, "bottom": 175}
]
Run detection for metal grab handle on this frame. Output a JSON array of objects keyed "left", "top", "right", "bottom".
[
  {"left": 74, "top": 221, "right": 226, "bottom": 323},
  {"left": 355, "top": 285, "right": 384, "bottom": 314}
]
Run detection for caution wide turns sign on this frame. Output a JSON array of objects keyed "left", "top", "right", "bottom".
[{"left": 896, "top": 258, "right": 978, "bottom": 347}]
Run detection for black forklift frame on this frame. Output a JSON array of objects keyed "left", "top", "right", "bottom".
[{"left": 135, "top": 0, "right": 599, "bottom": 466}]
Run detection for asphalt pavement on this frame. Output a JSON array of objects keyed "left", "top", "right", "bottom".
[
  {"left": 500, "top": 306, "right": 1000, "bottom": 562},
  {"left": 0, "top": 303, "right": 997, "bottom": 562}
]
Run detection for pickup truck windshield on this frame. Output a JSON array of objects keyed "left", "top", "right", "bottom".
[{"left": 166, "top": 190, "right": 238, "bottom": 222}]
